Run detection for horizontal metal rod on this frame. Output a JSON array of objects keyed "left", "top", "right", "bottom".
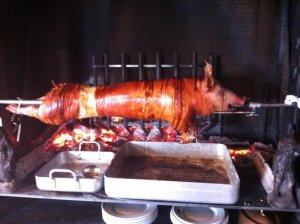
[
  {"left": 248, "top": 102, "right": 293, "bottom": 108},
  {"left": 91, "top": 64, "right": 205, "bottom": 68},
  {"left": 214, "top": 111, "right": 255, "bottom": 115},
  {"left": 0, "top": 100, "right": 43, "bottom": 105}
]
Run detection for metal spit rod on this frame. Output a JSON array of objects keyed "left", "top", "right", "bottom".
[
  {"left": 215, "top": 95, "right": 300, "bottom": 115},
  {"left": 0, "top": 101, "right": 295, "bottom": 107},
  {"left": 248, "top": 102, "right": 294, "bottom": 108},
  {"left": 214, "top": 103, "right": 294, "bottom": 115},
  {"left": 0, "top": 100, "right": 43, "bottom": 105}
]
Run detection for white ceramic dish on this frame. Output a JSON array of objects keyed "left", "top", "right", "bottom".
[
  {"left": 101, "top": 202, "right": 158, "bottom": 224},
  {"left": 170, "top": 206, "right": 228, "bottom": 224}
]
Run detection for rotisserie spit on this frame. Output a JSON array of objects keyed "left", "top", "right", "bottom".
[{"left": 5, "top": 62, "right": 245, "bottom": 133}]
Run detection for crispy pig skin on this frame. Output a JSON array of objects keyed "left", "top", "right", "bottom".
[{"left": 6, "top": 63, "right": 245, "bottom": 132}]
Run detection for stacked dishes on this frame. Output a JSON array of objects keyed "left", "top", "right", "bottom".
[
  {"left": 170, "top": 206, "right": 228, "bottom": 224},
  {"left": 101, "top": 202, "right": 158, "bottom": 224},
  {"left": 238, "top": 210, "right": 280, "bottom": 224}
]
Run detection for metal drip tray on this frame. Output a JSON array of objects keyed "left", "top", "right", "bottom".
[
  {"left": 104, "top": 141, "right": 240, "bottom": 204},
  {"left": 35, "top": 141, "right": 115, "bottom": 193}
]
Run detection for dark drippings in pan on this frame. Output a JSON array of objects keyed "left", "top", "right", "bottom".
[{"left": 118, "top": 155, "right": 230, "bottom": 184}]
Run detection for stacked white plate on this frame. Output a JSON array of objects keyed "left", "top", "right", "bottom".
[
  {"left": 101, "top": 202, "right": 158, "bottom": 224},
  {"left": 170, "top": 206, "right": 228, "bottom": 224}
]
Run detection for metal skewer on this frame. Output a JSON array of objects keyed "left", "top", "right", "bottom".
[
  {"left": 0, "top": 100, "right": 43, "bottom": 105},
  {"left": 248, "top": 102, "right": 294, "bottom": 108},
  {"left": 214, "top": 111, "right": 256, "bottom": 115},
  {"left": 214, "top": 101, "right": 296, "bottom": 116}
]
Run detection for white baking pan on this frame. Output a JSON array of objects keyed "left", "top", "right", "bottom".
[
  {"left": 104, "top": 141, "right": 240, "bottom": 204},
  {"left": 35, "top": 141, "right": 115, "bottom": 193}
]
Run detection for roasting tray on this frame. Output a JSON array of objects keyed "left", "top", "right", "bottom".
[
  {"left": 104, "top": 141, "right": 240, "bottom": 204},
  {"left": 35, "top": 141, "right": 115, "bottom": 193}
]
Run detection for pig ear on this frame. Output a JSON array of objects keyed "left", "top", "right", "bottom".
[
  {"left": 51, "top": 80, "right": 58, "bottom": 88},
  {"left": 203, "top": 61, "right": 214, "bottom": 92}
]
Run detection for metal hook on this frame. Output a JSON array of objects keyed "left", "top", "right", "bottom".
[{"left": 16, "top": 99, "right": 22, "bottom": 142}]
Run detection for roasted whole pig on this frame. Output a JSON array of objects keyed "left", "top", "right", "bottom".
[{"left": 6, "top": 62, "right": 245, "bottom": 132}]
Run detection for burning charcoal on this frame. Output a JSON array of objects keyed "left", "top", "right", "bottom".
[
  {"left": 111, "top": 126, "right": 131, "bottom": 138},
  {"left": 267, "top": 137, "right": 298, "bottom": 209},
  {"left": 161, "top": 126, "right": 177, "bottom": 142},
  {"left": 130, "top": 126, "right": 147, "bottom": 141},
  {"left": 177, "top": 126, "right": 197, "bottom": 143},
  {"left": 146, "top": 126, "right": 162, "bottom": 141}
]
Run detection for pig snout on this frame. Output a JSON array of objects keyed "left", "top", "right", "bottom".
[
  {"left": 222, "top": 89, "right": 246, "bottom": 111},
  {"left": 207, "top": 84, "right": 246, "bottom": 112}
]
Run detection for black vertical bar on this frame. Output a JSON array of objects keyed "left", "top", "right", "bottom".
[
  {"left": 209, "top": 54, "right": 222, "bottom": 137},
  {"left": 192, "top": 53, "right": 197, "bottom": 91},
  {"left": 174, "top": 52, "right": 178, "bottom": 78},
  {"left": 156, "top": 52, "right": 162, "bottom": 129},
  {"left": 291, "top": 0, "right": 300, "bottom": 136},
  {"left": 90, "top": 56, "right": 98, "bottom": 128},
  {"left": 121, "top": 53, "right": 128, "bottom": 129},
  {"left": 91, "top": 56, "right": 97, "bottom": 86},
  {"left": 192, "top": 53, "right": 197, "bottom": 78},
  {"left": 138, "top": 53, "right": 144, "bottom": 80},
  {"left": 103, "top": 53, "right": 109, "bottom": 85},
  {"left": 156, "top": 52, "right": 161, "bottom": 79},
  {"left": 121, "top": 53, "right": 127, "bottom": 81},
  {"left": 138, "top": 53, "right": 145, "bottom": 131},
  {"left": 208, "top": 54, "right": 215, "bottom": 77},
  {"left": 293, "top": 72, "right": 300, "bottom": 132},
  {"left": 103, "top": 53, "right": 111, "bottom": 127}
]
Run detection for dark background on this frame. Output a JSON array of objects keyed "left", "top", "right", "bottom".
[{"left": 0, "top": 0, "right": 297, "bottom": 146}]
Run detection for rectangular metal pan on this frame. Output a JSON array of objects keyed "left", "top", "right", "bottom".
[
  {"left": 104, "top": 141, "right": 240, "bottom": 204},
  {"left": 35, "top": 141, "right": 115, "bottom": 193}
]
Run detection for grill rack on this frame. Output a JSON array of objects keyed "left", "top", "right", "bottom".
[{"left": 90, "top": 53, "right": 223, "bottom": 136}]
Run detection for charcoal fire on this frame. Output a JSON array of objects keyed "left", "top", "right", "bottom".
[
  {"left": 44, "top": 118, "right": 196, "bottom": 152},
  {"left": 228, "top": 148, "right": 254, "bottom": 161}
]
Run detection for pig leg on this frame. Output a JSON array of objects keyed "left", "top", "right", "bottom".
[{"left": 6, "top": 105, "right": 39, "bottom": 119}]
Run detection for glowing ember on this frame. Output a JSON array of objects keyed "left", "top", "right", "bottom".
[
  {"left": 111, "top": 116, "right": 124, "bottom": 123},
  {"left": 52, "top": 133, "right": 73, "bottom": 147},
  {"left": 44, "top": 120, "right": 196, "bottom": 151},
  {"left": 229, "top": 148, "right": 254, "bottom": 160},
  {"left": 73, "top": 128, "right": 97, "bottom": 142}
]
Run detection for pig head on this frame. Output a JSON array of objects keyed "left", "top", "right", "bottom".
[{"left": 195, "top": 62, "right": 246, "bottom": 115}]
